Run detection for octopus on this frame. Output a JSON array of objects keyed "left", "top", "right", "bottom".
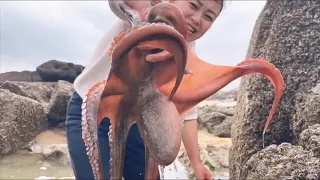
[{"left": 81, "top": 1, "right": 285, "bottom": 179}]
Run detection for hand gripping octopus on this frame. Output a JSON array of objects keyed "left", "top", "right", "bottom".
[{"left": 81, "top": 1, "right": 285, "bottom": 179}]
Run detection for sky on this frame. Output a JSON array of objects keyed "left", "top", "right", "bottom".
[{"left": 0, "top": 0, "right": 266, "bottom": 91}]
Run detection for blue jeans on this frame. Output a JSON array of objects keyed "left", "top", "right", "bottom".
[{"left": 66, "top": 91, "right": 156, "bottom": 179}]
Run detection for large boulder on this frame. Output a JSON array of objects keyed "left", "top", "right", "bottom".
[
  {"left": 0, "top": 89, "right": 47, "bottom": 156},
  {"left": 244, "top": 143, "right": 320, "bottom": 180},
  {"left": 46, "top": 80, "right": 74, "bottom": 127},
  {"left": 197, "top": 104, "right": 235, "bottom": 137},
  {"left": 0, "top": 81, "right": 55, "bottom": 107},
  {"left": 230, "top": 1, "right": 320, "bottom": 179},
  {"left": 36, "top": 60, "right": 84, "bottom": 83},
  {"left": 299, "top": 124, "right": 320, "bottom": 158},
  {"left": 0, "top": 71, "right": 42, "bottom": 83},
  {"left": 292, "top": 86, "right": 320, "bottom": 142}
]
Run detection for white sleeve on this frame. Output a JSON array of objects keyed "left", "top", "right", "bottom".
[
  {"left": 89, "top": 19, "right": 131, "bottom": 65},
  {"left": 183, "top": 107, "right": 198, "bottom": 121}
]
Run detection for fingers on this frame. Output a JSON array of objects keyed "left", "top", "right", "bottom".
[
  {"left": 146, "top": 50, "right": 173, "bottom": 62},
  {"left": 204, "top": 170, "right": 212, "bottom": 180}
]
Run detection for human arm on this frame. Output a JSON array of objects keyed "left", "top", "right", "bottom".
[{"left": 182, "top": 108, "right": 212, "bottom": 180}]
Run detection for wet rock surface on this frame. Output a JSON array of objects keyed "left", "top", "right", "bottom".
[
  {"left": 244, "top": 143, "right": 320, "bottom": 180},
  {"left": 46, "top": 81, "right": 74, "bottom": 127},
  {"left": 230, "top": 0, "right": 320, "bottom": 179},
  {"left": 0, "top": 78, "right": 74, "bottom": 156},
  {"left": 0, "top": 89, "right": 47, "bottom": 156},
  {"left": 0, "top": 81, "right": 56, "bottom": 107},
  {"left": 197, "top": 103, "right": 235, "bottom": 138}
]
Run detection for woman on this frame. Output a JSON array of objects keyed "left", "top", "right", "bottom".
[{"left": 66, "top": 0, "right": 226, "bottom": 179}]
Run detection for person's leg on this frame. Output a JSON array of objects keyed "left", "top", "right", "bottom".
[
  {"left": 66, "top": 91, "right": 111, "bottom": 179},
  {"left": 97, "top": 117, "right": 112, "bottom": 179},
  {"left": 66, "top": 91, "right": 94, "bottom": 179},
  {"left": 123, "top": 123, "right": 146, "bottom": 179}
]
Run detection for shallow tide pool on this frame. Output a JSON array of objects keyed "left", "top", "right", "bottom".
[{"left": 0, "top": 151, "right": 74, "bottom": 179}]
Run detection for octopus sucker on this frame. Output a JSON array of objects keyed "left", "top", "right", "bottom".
[{"left": 81, "top": 80, "right": 107, "bottom": 179}]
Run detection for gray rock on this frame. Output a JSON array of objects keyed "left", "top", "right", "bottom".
[
  {"left": 198, "top": 111, "right": 226, "bottom": 125},
  {"left": 208, "top": 117, "right": 232, "bottom": 138},
  {"left": 0, "top": 81, "right": 56, "bottom": 106},
  {"left": 197, "top": 104, "right": 234, "bottom": 137},
  {"left": 230, "top": 1, "right": 320, "bottom": 179},
  {"left": 0, "top": 71, "right": 42, "bottom": 83},
  {"left": 47, "top": 80, "right": 74, "bottom": 127},
  {"left": 0, "top": 89, "right": 47, "bottom": 156},
  {"left": 208, "top": 89, "right": 238, "bottom": 101},
  {"left": 36, "top": 60, "right": 84, "bottom": 83},
  {"left": 207, "top": 145, "right": 230, "bottom": 168},
  {"left": 178, "top": 144, "right": 231, "bottom": 179},
  {"left": 29, "top": 144, "right": 70, "bottom": 165},
  {"left": 293, "top": 89, "right": 320, "bottom": 141},
  {"left": 299, "top": 124, "right": 320, "bottom": 158},
  {"left": 199, "top": 104, "right": 235, "bottom": 117},
  {"left": 244, "top": 143, "right": 320, "bottom": 180}
]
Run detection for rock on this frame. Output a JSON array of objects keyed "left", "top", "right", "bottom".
[
  {"left": 0, "top": 89, "right": 47, "bottom": 156},
  {"left": 299, "top": 124, "right": 320, "bottom": 158},
  {"left": 199, "top": 104, "right": 235, "bottom": 116},
  {"left": 36, "top": 60, "right": 84, "bottom": 83},
  {"left": 293, "top": 89, "right": 320, "bottom": 140},
  {"left": 209, "top": 89, "right": 238, "bottom": 101},
  {"left": 197, "top": 104, "right": 235, "bottom": 137},
  {"left": 29, "top": 144, "right": 70, "bottom": 165},
  {"left": 230, "top": 1, "right": 320, "bottom": 179},
  {"left": 178, "top": 144, "right": 231, "bottom": 179},
  {"left": 0, "top": 81, "right": 56, "bottom": 108},
  {"left": 47, "top": 80, "right": 74, "bottom": 127},
  {"left": 208, "top": 117, "right": 232, "bottom": 138},
  {"left": 21, "top": 129, "right": 69, "bottom": 165},
  {"left": 244, "top": 143, "right": 320, "bottom": 180},
  {"left": 198, "top": 111, "right": 226, "bottom": 125},
  {"left": 207, "top": 144, "right": 230, "bottom": 168},
  {"left": 0, "top": 71, "right": 42, "bottom": 83}
]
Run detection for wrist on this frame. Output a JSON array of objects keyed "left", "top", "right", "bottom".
[{"left": 190, "top": 158, "right": 202, "bottom": 168}]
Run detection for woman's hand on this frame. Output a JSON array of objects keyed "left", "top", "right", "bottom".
[{"left": 192, "top": 162, "right": 212, "bottom": 180}]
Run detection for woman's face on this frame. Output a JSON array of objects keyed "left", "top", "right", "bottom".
[{"left": 172, "top": 0, "right": 223, "bottom": 41}]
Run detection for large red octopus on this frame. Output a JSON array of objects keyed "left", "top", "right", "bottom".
[{"left": 81, "top": 1, "right": 284, "bottom": 179}]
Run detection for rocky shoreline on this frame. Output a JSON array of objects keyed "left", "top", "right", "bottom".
[{"left": 1, "top": 1, "right": 320, "bottom": 178}]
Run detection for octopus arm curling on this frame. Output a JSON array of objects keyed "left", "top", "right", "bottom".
[{"left": 156, "top": 50, "right": 284, "bottom": 128}]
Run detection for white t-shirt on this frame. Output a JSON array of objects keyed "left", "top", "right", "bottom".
[{"left": 73, "top": 19, "right": 198, "bottom": 121}]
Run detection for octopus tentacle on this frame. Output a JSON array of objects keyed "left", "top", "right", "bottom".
[
  {"left": 81, "top": 80, "right": 107, "bottom": 179},
  {"left": 144, "top": 145, "right": 160, "bottom": 179},
  {"left": 109, "top": 98, "right": 133, "bottom": 179},
  {"left": 108, "top": 124, "right": 114, "bottom": 179},
  {"left": 136, "top": 79, "right": 183, "bottom": 165}
]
